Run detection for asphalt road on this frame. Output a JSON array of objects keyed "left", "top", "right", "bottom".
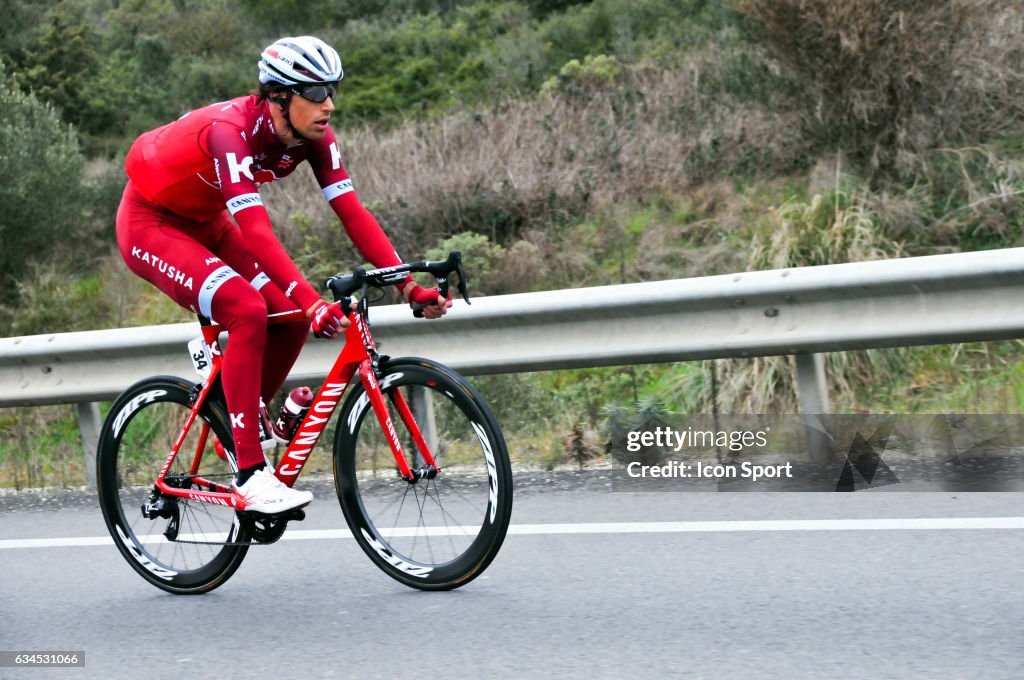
[{"left": 1, "top": 471, "right": 1021, "bottom": 680}]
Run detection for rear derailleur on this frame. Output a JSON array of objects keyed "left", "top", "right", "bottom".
[{"left": 140, "top": 476, "right": 191, "bottom": 541}]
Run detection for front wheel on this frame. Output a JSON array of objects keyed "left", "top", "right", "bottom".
[{"left": 333, "top": 359, "right": 513, "bottom": 590}]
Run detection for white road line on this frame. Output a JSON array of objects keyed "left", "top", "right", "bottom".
[
  {"left": 1, "top": 517, "right": 1022, "bottom": 550},
  {"left": 507, "top": 517, "right": 1024, "bottom": 533}
]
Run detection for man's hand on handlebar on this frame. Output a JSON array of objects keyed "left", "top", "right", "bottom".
[
  {"left": 402, "top": 283, "right": 452, "bottom": 319},
  {"left": 307, "top": 299, "right": 351, "bottom": 338}
]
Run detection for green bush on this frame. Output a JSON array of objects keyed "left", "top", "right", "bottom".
[
  {"left": 0, "top": 0, "right": 747, "bottom": 141},
  {"left": 425, "top": 232, "right": 506, "bottom": 294},
  {"left": 335, "top": 5, "right": 521, "bottom": 122},
  {"left": 540, "top": 54, "right": 621, "bottom": 96},
  {"left": 0, "top": 60, "right": 86, "bottom": 300},
  {"left": 486, "top": 0, "right": 736, "bottom": 92}
]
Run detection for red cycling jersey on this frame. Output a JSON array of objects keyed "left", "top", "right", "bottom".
[{"left": 125, "top": 94, "right": 402, "bottom": 312}]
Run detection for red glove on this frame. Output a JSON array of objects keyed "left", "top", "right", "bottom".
[
  {"left": 308, "top": 300, "right": 347, "bottom": 338},
  {"left": 403, "top": 284, "right": 451, "bottom": 319},
  {"left": 406, "top": 284, "right": 442, "bottom": 305}
]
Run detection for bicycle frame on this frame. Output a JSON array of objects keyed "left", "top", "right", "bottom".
[{"left": 152, "top": 307, "right": 438, "bottom": 512}]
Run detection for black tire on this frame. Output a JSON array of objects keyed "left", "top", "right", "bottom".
[
  {"left": 97, "top": 376, "right": 250, "bottom": 594},
  {"left": 333, "top": 358, "right": 513, "bottom": 590}
]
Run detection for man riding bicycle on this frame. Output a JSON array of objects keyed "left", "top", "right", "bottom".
[{"left": 116, "top": 36, "right": 451, "bottom": 515}]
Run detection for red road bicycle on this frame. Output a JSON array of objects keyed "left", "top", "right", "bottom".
[{"left": 96, "top": 252, "right": 513, "bottom": 594}]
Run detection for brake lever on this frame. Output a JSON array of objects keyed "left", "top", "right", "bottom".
[
  {"left": 358, "top": 280, "right": 370, "bottom": 317},
  {"left": 455, "top": 259, "right": 471, "bottom": 304},
  {"left": 409, "top": 250, "right": 465, "bottom": 317}
]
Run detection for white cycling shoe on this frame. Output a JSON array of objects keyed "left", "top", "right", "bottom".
[{"left": 233, "top": 468, "right": 313, "bottom": 514}]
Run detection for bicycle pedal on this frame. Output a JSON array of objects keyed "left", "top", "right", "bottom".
[{"left": 243, "top": 507, "right": 306, "bottom": 522}]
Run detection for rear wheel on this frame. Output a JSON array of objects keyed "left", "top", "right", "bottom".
[
  {"left": 333, "top": 359, "right": 513, "bottom": 590},
  {"left": 97, "top": 376, "right": 250, "bottom": 594}
]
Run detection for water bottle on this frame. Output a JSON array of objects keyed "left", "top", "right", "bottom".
[{"left": 273, "top": 387, "right": 314, "bottom": 445}]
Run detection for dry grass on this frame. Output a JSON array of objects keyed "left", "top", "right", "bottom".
[
  {"left": 736, "top": 0, "right": 1024, "bottom": 180},
  {"left": 748, "top": 189, "right": 905, "bottom": 270},
  {"left": 0, "top": 406, "right": 84, "bottom": 489},
  {"left": 264, "top": 49, "right": 809, "bottom": 261}
]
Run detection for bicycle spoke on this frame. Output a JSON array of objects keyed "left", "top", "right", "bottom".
[
  {"left": 388, "top": 484, "right": 413, "bottom": 541},
  {"left": 410, "top": 484, "right": 434, "bottom": 565},
  {"left": 427, "top": 476, "right": 487, "bottom": 520},
  {"left": 422, "top": 479, "right": 456, "bottom": 563}
]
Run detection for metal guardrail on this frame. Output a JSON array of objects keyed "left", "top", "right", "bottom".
[
  {"left": 4, "top": 247, "right": 1024, "bottom": 407},
  {"left": 2, "top": 247, "right": 1024, "bottom": 483}
]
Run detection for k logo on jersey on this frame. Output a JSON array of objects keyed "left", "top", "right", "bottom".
[{"left": 225, "top": 153, "right": 254, "bottom": 185}]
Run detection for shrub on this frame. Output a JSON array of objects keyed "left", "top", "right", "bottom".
[
  {"left": 424, "top": 231, "right": 549, "bottom": 294},
  {"left": 425, "top": 232, "right": 505, "bottom": 294},
  {"left": 604, "top": 398, "right": 669, "bottom": 465},
  {"left": 540, "top": 54, "right": 622, "bottom": 96},
  {"left": 736, "top": 0, "right": 1024, "bottom": 181},
  {"left": 13, "top": 12, "right": 97, "bottom": 134},
  {"left": 0, "top": 60, "right": 86, "bottom": 300}
]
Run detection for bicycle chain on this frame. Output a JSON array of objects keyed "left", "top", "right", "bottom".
[
  {"left": 165, "top": 537, "right": 255, "bottom": 547},
  {"left": 160, "top": 530, "right": 282, "bottom": 546}
]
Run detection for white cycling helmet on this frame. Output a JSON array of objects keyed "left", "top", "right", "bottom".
[{"left": 258, "top": 36, "right": 343, "bottom": 86}]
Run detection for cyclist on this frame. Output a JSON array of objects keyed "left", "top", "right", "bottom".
[{"left": 116, "top": 36, "right": 451, "bottom": 514}]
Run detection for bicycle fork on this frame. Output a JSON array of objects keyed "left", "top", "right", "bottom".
[{"left": 358, "top": 360, "right": 439, "bottom": 483}]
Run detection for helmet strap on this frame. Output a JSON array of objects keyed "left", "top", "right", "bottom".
[{"left": 269, "top": 92, "right": 309, "bottom": 142}]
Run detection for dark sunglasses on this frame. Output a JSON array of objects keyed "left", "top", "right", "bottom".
[{"left": 291, "top": 83, "right": 338, "bottom": 103}]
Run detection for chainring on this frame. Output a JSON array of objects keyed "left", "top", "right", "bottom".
[{"left": 244, "top": 513, "right": 290, "bottom": 545}]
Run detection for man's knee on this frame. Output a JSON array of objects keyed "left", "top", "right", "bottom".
[{"left": 208, "top": 274, "right": 268, "bottom": 327}]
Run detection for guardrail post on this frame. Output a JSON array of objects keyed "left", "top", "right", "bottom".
[
  {"left": 795, "top": 353, "right": 830, "bottom": 414},
  {"left": 794, "top": 353, "right": 833, "bottom": 463},
  {"left": 75, "top": 402, "right": 101, "bottom": 488}
]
